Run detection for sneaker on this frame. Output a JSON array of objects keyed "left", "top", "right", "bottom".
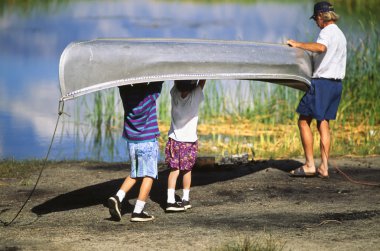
[
  {"left": 166, "top": 201, "right": 186, "bottom": 212},
  {"left": 182, "top": 200, "right": 192, "bottom": 210},
  {"left": 108, "top": 196, "right": 122, "bottom": 221},
  {"left": 130, "top": 211, "right": 155, "bottom": 222}
]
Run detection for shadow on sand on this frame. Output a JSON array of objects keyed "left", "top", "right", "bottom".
[{"left": 31, "top": 159, "right": 302, "bottom": 215}]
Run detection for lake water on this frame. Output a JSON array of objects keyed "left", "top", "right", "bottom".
[{"left": 0, "top": 0, "right": 375, "bottom": 161}]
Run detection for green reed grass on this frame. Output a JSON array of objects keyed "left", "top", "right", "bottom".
[
  {"left": 77, "top": 89, "right": 122, "bottom": 161},
  {"left": 340, "top": 20, "right": 379, "bottom": 126}
]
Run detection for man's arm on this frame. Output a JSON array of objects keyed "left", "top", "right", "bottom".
[{"left": 287, "top": 39, "right": 326, "bottom": 53}]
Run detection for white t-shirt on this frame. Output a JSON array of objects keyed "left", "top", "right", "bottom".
[
  {"left": 168, "top": 85, "right": 204, "bottom": 142},
  {"left": 313, "top": 23, "right": 347, "bottom": 79}
]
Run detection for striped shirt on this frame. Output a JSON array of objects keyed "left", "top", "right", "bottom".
[{"left": 119, "top": 82, "right": 163, "bottom": 142}]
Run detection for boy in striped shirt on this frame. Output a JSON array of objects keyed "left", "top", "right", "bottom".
[{"left": 108, "top": 81, "right": 163, "bottom": 222}]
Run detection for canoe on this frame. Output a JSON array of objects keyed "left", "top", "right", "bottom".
[{"left": 59, "top": 38, "right": 312, "bottom": 101}]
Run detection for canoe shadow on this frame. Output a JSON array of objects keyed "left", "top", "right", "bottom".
[{"left": 31, "top": 159, "right": 302, "bottom": 215}]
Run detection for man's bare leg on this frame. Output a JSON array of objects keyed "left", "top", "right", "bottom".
[
  {"left": 317, "top": 120, "right": 330, "bottom": 177},
  {"left": 291, "top": 115, "right": 316, "bottom": 174}
]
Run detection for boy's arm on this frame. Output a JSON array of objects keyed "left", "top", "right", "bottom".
[
  {"left": 198, "top": 79, "right": 206, "bottom": 89},
  {"left": 149, "top": 81, "right": 164, "bottom": 94}
]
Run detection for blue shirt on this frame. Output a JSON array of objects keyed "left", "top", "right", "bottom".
[{"left": 119, "top": 81, "right": 163, "bottom": 142}]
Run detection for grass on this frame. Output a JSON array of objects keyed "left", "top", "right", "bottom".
[
  {"left": 0, "top": 159, "right": 118, "bottom": 179},
  {"left": 0, "top": 159, "right": 46, "bottom": 179},
  {"left": 210, "top": 235, "right": 286, "bottom": 251}
]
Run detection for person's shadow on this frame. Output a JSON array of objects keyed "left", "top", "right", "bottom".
[{"left": 31, "top": 159, "right": 302, "bottom": 217}]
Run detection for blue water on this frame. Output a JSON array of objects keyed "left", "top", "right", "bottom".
[{"left": 0, "top": 0, "right": 368, "bottom": 161}]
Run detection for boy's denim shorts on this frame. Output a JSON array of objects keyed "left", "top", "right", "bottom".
[
  {"left": 296, "top": 78, "right": 342, "bottom": 121},
  {"left": 127, "top": 140, "right": 159, "bottom": 179}
]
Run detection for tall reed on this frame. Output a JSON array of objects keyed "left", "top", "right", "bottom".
[{"left": 339, "top": 20, "right": 379, "bottom": 126}]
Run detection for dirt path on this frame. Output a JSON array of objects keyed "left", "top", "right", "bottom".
[{"left": 1, "top": 156, "right": 380, "bottom": 250}]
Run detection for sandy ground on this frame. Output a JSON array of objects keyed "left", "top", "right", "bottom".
[{"left": 1, "top": 156, "right": 379, "bottom": 251}]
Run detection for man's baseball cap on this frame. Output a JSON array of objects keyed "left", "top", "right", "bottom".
[{"left": 310, "top": 1, "right": 334, "bottom": 20}]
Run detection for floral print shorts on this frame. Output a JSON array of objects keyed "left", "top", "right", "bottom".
[{"left": 165, "top": 138, "right": 198, "bottom": 171}]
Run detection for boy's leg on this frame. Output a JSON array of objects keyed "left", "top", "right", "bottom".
[
  {"left": 181, "top": 141, "right": 197, "bottom": 208},
  {"left": 109, "top": 140, "right": 141, "bottom": 221},
  {"left": 182, "top": 170, "right": 191, "bottom": 190},
  {"left": 167, "top": 169, "right": 180, "bottom": 202},
  {"left": 108, "top": 176, "right": 137, "bottom": 221},
  {"left": 165, "top": 138, "right": 185, "bottom": 212},
  {"left": 130, "top": 140, "right": 159, "bottom": 222},
  {"left": 132, "top": 176, "right": 153, "bottom": 215},
  {"left": 166, "top": 169, "right": 185, "bottom": 212},
  {"left": 136, "top": 176, "right": 154, "bottom": 202},
  {"left": 130, "top": 176, "right": 156, "bottom": 222},
  {"left": 182, "top": 170, "right": 192, "bottom": 209},
  {"left": 120, "top": 176, "right": 137, "bottom": 194}
]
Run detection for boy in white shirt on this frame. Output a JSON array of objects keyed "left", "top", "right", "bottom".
[{"left": 165, "top": 79, "right": 206, "bottom": 212}]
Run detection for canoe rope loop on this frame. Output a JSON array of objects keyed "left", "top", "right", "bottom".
[
  {"left": 58, "top": 100, "right": 64, "bottom": 115},
  {"left": 58, "top": 100, "right": 70, "bottom": 117},
  {"left": 0, "top": 101, "right": 64, "bottom": 227}
]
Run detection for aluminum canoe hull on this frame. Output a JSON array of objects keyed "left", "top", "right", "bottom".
[{"left": 59, "top": 38, "right": 312, "bottom": 101}]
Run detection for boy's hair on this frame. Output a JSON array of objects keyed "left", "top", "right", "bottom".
[{"left": 174, "top": 80, "right": 198, "bottom": 92}]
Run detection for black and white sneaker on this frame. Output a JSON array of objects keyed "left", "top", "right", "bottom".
[
  {"left": 108, "top": 196, "right": 122, "bottom": 221},
  {"left": 182, "top": 200, "right": 192, "bottom": 210},
  {"left": 130, "top": 211, "right": 155, "bottom": 222},
  {"left": 166, "top": 201, "right": 186, "bottom": 212}
]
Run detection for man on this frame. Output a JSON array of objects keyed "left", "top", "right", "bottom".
[{"left": 287, "top": 1, "right": 346, "bottom": 178}]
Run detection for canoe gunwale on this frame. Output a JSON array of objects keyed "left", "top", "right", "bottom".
[{"left": 60, "top": 73, "right": 310, "bottom": 101}]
